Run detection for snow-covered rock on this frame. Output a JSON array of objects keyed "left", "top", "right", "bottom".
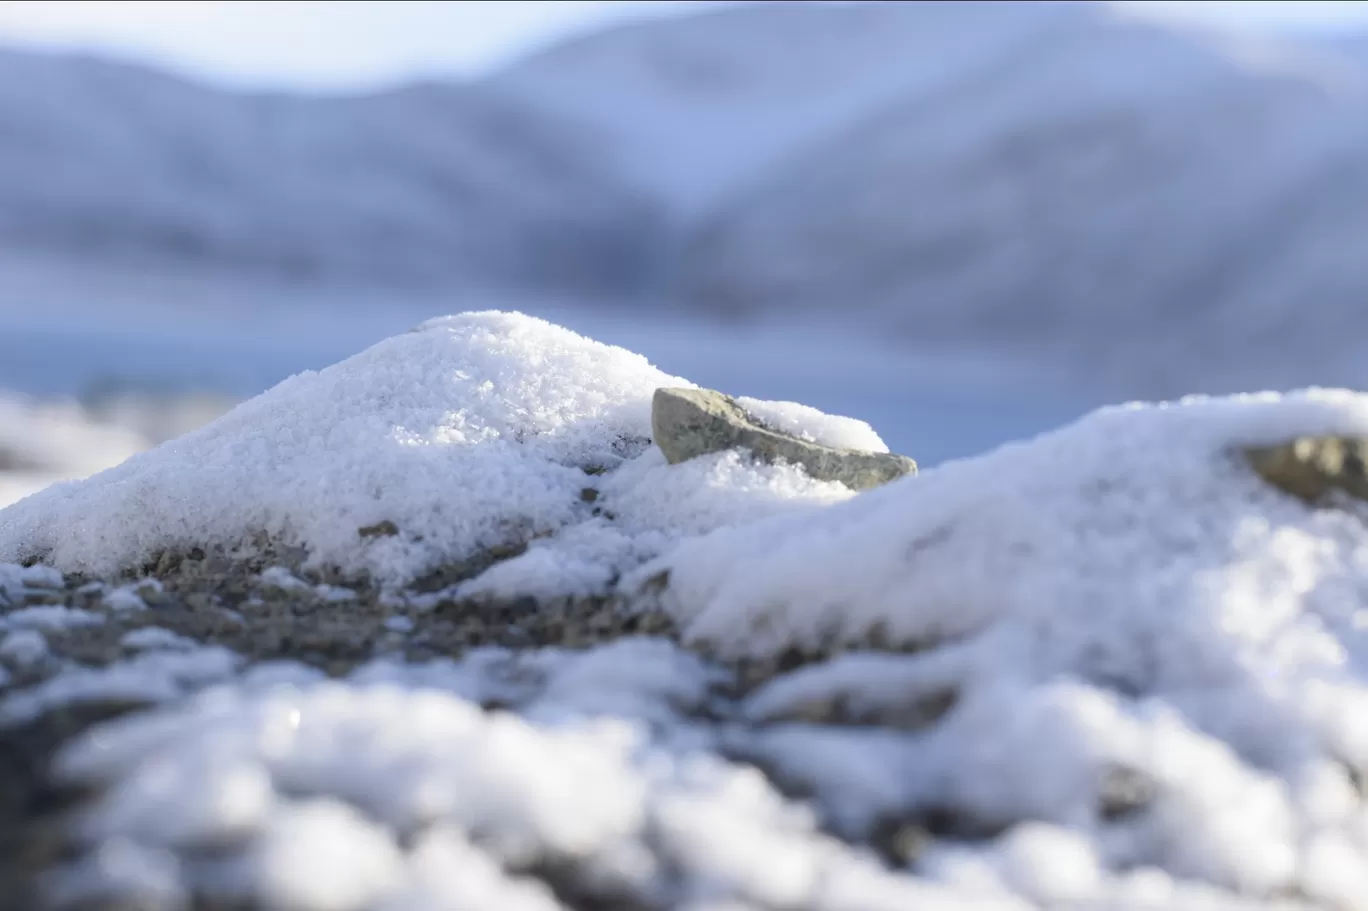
[
  {"left": 3, "top": 314, "right": 1368, "bottom": 909},
  {"left": 0, "top": 312, "right": 867, "bottom": 593},
  {"left": 650, "top": 386, "right": 916, "bottom": 490}
]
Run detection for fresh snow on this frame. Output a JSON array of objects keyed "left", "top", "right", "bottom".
[
  {"left": 1, "top": 605, "right": 105, "bottom": 632},
  {"left": 0, "top": 628, "right": 48, "bottom": 666},
  {"left": 6, "top": 316, "right": 1368, "bottom": 908},
  {"left": 733, "top": 395, "right": 889, "bottom": 452},
  {"left": 0, "top": 311, "right": 868, "bottom": 591},
  {"left": 119, "top": 626, "right": 198, "bottom": 652}
]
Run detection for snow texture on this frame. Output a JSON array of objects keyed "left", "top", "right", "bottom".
[
  {"left": 0, "top": 312, "right": 870, "bottom": 591},
  {"left": 10, "top": 319, "right": 1368, "bottom": 909},
  {"left": 0, "top": 628, "right": 49, "bottom": 666},
  {"left": 46, "top": 643, "right": 1013, "bottom": 911},
  {"left": 733, "top": 395, "right": 888, "bottom": 452}
]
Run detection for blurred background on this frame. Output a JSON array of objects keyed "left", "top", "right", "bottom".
[{"left": 3, "top": 0, "right": 1368, "bottom": 504}]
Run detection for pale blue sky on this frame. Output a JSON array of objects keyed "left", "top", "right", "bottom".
[{"left": 1, "top": 1, "right": 1366, "bottom": 90}]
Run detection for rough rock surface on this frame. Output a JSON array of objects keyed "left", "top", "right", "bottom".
[
  {"left": 651, "top": 387, "right": 917, "bottom": 490},
  {"left": 1244, "top": 436, "right": 1368, "bottom": 502}
]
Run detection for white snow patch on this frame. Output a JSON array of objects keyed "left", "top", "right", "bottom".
[
  {"left": 0, "top": 312, "right": 869, "bottom": 592},
  {"left": 13, "top": 322, "right": 1368, "bottom": 908},
  {"left": 632, "top": 388, "right": 1368, "bottom": 902},
  {"left": 119, "top": 627, "right": 198, "bottom": 652},
  {"left": 101, "top": 587, "right": 148, "bottom": 613},
  {"left": 1, "top": 604, "right": 104, "bottom": 631},
  {"left": 249, "top": 800, "right": 404, "bottom": 911},
  {"left": 20, "top": 564, "right": 65, "bottom": 588},
  {"left": 51, "top": 673, "right": 1000, "bottom": 911},
  {"left": 260, "top": 566, "right": 311, "bottom": 592},
  {"left": 735, "top": 395, "right": 888, "bottom": 452},
  {"left": 381, "top": 616, "right": 413, "bottom": 634},
  {"left": 0, "top": 646, "right": 239, "bottom": 725},
  {"left": 1, "top": 561, "right": 63, "bottom": 603},
  {"left": 0, "top": 628, "right": 48, "bottom": 666}
]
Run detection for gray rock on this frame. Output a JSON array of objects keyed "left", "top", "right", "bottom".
[
  {"left": 651, "top": 387, "right": 916, "bottom": 490},
  {"left": 1244, "top": 437, "right": 1368, "bottom": 502}
]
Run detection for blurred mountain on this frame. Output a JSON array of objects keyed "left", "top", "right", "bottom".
[
  {"left": 9, "top": 2, "right": 1368, "bottom": 396},
  {"left": 497, "top": 0, "right": 1368, "bottom": 393},
  {"left": 0, "top": 49, "right": 661, "bottom": 295},
  {"left": 1321, "top": 33, "right": 1368, "bottom": 69}
]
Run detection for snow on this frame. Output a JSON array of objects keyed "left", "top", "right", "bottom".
[
  {"left": 47, "top": 663, "right": 1006, "bottom": 911},
  {"left": 618, "top": 388, "right": 1368, "bottom": 904},
  {"left": 0, "top": 645, "right": 239, "bottom": 725},
  {"left": 0, "top": 628, "right": 49, "bottom": 666},
  {"left": 1, "top": 605, "right": 105, "bottom": 631},
  {"left": 0, "top": 311, "right": 871, "bottom": 590},
  {"left": 119, "top": 627, "right": 198, "bottom": 652},
  {"left": 11, "top": 318, "right": 1368, "bottom": 908},
  {"left": 733, "top": 395, "right": 888, "bottom": 452},
  {"left": 102, "top": 587, "right": 148, "bottom": 613}
]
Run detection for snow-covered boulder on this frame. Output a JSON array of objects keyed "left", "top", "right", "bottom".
[
  {"left": 5, "top": 314, "right": 1368, "bottom": 910},
  {"left": 0, "top": 311, "right": 868, "bottom": 597}
]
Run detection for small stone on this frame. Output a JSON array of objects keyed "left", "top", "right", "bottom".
[
  {"left": 580, "top": 487, "right": 599, "bottom": 503},
  {"left": 359, "top": 520, "right": 400, "bottom": 539},
  {"left": 1098, "top": 764, "right": 1156, "bottom": 821},
  {"left": 870, "top": 817, "right": 933, "bottom": 866},
  {"left": 1245, "top": 437, "right": 1368, "bottom": 502},
  {"left": 651, "top": 387, "right": 916, "bottom": 490}
]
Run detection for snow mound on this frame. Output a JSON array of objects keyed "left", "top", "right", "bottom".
[
  {"left": 0, "top": 311, "right": 877, "bottom": 588},
  {"left": 16, "top": 321, "right": 1368, "bottom": 908},
  {"left": 630, "top": 388, "right": 1368, "bottom": 905},
  {"left": 47, "top": 644, "right": 1017, "bottom": 911}
]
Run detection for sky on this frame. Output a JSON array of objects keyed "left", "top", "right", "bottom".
[{"left": 0, "top": 0, "right": 1367, "bottom": 90}]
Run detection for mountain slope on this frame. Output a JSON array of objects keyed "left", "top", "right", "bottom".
[
  {"left": 0, "top": 49, "right": 661, "bottom": 294},
  {"left": 496, "top": 2, "right": 1368, "bottom": 394},
  {"left": 492, "top": 0, "right": 1087, "bottom": 216}
]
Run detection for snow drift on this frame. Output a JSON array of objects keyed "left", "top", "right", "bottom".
[
  {"left": 4, "top": 314, "right": 1368, "bottom": 908},
  {"left": 0, "top": 312, "right": 868, "bottom": 591}
]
